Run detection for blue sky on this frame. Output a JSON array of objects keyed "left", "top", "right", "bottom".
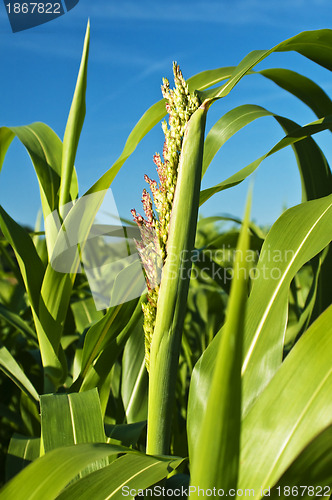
[{"left": 0, "top": 0, "right": 331, "bottom": 228}]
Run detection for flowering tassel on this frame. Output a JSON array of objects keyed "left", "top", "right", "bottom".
[{"left": 132, "top": 62, "right": 200, "bottom": 372}]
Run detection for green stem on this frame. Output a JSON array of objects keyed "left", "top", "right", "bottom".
[{"left": 147, "top": 101, "right": 209, "bottom": 456}]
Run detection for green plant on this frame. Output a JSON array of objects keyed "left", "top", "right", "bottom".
[{"left": 0, "top": 23, "right": 332, "bottom": 499}]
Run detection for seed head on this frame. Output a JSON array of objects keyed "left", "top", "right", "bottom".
[{"left": 132, "top": 62, "right": 200, "bottom": 371}]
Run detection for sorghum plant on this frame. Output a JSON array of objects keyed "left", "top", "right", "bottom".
[{"left": 0, "top": 23, "right": 332, "bottom": 500}]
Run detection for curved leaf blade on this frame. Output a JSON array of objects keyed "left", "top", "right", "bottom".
[
  {"left": 202, "top": 104, "right": 271, "bottom": 177},
  {"left": 121, "top": 317, "right": 148, "bottom": 424},
  {"left": 238, "top": 304, "right": 332, "bottom": 496},
  {"left": 6, "top": 435, "right": 40, "bottom": 481},
  {"left": 0, "top": 205, "right": 44, "bottom": 312},
  {"left": 200, "top": 115, "right": 332, "bottom": 205},
  {"left": 188, "top": 194, "right": 332, "bottom": 458},
  {"left": 0, "top": 443, "right": 131, "bottom": 500},
  {"left": 0, "top": 123, "right": 78, "bottom": 251},
  {"left": 258, "top": 68, "right": 332, "bottom": 119},
  {"left": 0, "top": 302, "right": 37, "bottom": 341},
  {"left": 211, "top": 29, "right": 332, "bottom": 101},
  {"left": 56, "top": 453, "right": 183, "bottom": 500},
  {"left": 241, "top": 194, "right": 332, "bottom": 414},
  {"left": 270, "top": 425, "right": 332, "bottom": 499},
  {"left": 0, "top": 346, "right": 39, "bottom": 404}
]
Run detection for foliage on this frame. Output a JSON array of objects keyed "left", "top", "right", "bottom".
[{"left": 0, "top": 23, "right": 332, "bottom": 499}]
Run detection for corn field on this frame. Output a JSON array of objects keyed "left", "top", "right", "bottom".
[{"left": 0, "top": 22, "right": 332, "bottom": 499}]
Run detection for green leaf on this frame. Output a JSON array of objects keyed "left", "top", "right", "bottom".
[
  {"left": 188, "top": 194, "right": 332, "bottom": 459},
  {"left": 59, "top": 20, "right": 90, "bottom": 214},
  {"left": 79, "top": 297, "right": 140, "bottom": 383},
  {"left": 0, "top": 127, "right": 13, "bottom": 172},
  {"left": 20, "top": 392, "right": 41, "bottom": 437},
  {"left": 106, "top": 421, "right": 146, "bottom": 448},
  {"left": 202, "top": 104, "right": 271, "bottom": 177},
  {"left": 0, "top": 124, "right": 61, "bottom": 215},
  {"left": 56, "top": 453, "right": 183, "bottom": 500},
  {"left": 313, "top": 243, "right": 332, "bottom": 318},
  {"left": 207, "top": 29, "right": 332, "bottom": 101},
  {"left": 241, "top": 194, "right": 332, "bottom": 414},
  {"left": 40, "top": 389, "right": 106, "bottom": 453},
  {"left": 32, "top": 312, "right": 65, "bottom": 393},
  {"left": 5, "top": 435, "right": 40, "bottom": 481},
  {"left": 200, "top": 113, "right": 332, "bottom": 205},
  {"left": 0, "top": 443, "right": 130, "bottom": 500},
  {"left": 38, "top": 265, "right": 73, "bottom": 355},
  {"left": 0, "top": 302, "right": 37, "bottom": 341},
  {"left": 270, "top": 425, "right": 332, "bottom": 499},
  {"left": 78, "top": 298, "right": 144, "bottom": 417},
  {"left": 275, "top": 29, "right": 332, "bottom": 70},
  {"left": 284, "top": 258, "right": 321, "bottom": 349},
  {"left": 0, "top": 123, "right": 78, "bottom": 252},
  {"left": 0, "top": 154, "right": 74, "bottom": 391},
  {"left": 0, "top": 346, "right": 39, "bottom": 404},
  {"left": 258, "top": 68, "right": 332, "bottom": 119},
  {"left": 0, "top": 206, "right": 44, "bottom": 312},
  {"left": 188, "top": 67, "right": 235, "bottom": 92},
  {"left": 121, "top": 317, "right": 148, "bottom": 424},
  {"left": 238, "top": 304, "right": 332, "bottom": 495},
  {"left": 71, "top": 297, "right": 103, "bottom": 333},
  {"left": 189, "top": 191, "right": 251, "bottom": 494}
]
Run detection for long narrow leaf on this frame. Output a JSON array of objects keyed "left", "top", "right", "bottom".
[
  {"left": 258, "top": 68, "right": 332, "bottom": 119},
  {"left": 0, "top": 303, "right": 37, "bottom": 341},
  {"left": 188, "top": 194, "right": 332, "bottom": 458},
  {"left": 56, "top": 453, "right": 184, "bottom": 500},
  {"left": 0, "top": 346, "right": 39, "bottom": 403},
  {"left": 200, "top": 115, "right": 332, "bottom": 205},
  {"left": 204, "top": 29, "right": 332, "bottom": 101},
  {"left": 0, "top": 123, "right": 78, "bottom": 251},
  {"left": 189, "top": 192, "right": 251, "bottom": 494},
  {"left": 59, "top": 21, "right": 90, "bottom": 214},
  {"left": 238, "top": 304, "right": 332, "bottom": 496},
  {"left": 121, "top": 318, "right": 148, "bottom": 424},
  {"left": 270, "top": 425, "right": 332, "bottom": 499},
  {"left": 241, "top": 194, "right": 332, "bottom": 413},
  {"left": 0, "top": 443, "right": 130, "bottom": 500},
  {"left": 0, "top": 206, "right": 44, "bottom": 312},
  {"left": 78, "top": 297, "right": 139, "bottom": 382}
]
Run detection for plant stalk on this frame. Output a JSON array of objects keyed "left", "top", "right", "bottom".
[{"left": 146, "top": 101, "right": 210, "bottom": 456}]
